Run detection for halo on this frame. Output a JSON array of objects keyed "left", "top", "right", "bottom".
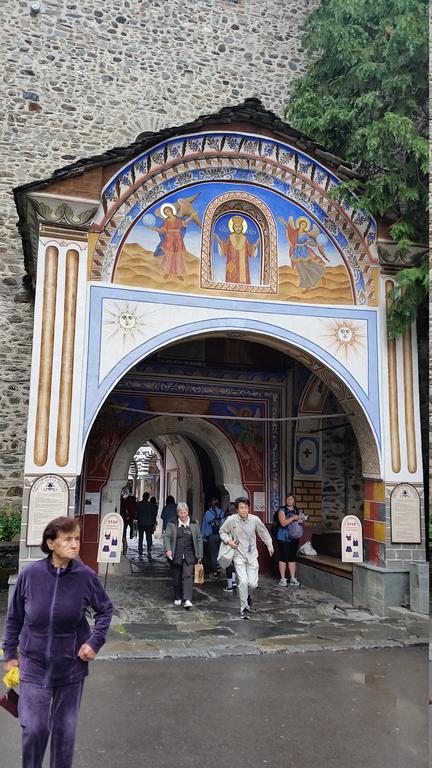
[
  {"left": 296, "top": 216, "right": 311, "bottom": 232},
  {"left": 228, "top": 215, "right": 248, "bottom": 234},
  {"left": 160, "top": 203, "right": 177, "bottom": 218}
]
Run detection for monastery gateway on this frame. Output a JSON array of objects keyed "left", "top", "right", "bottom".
[{"left": 14, "top": 100, "right": 426, "bottom": 615}]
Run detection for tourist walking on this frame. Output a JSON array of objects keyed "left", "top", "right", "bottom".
[
  {"left": 275, "top": 493, "right": 304, "bottom": 587},
  {"left": 163, "top": 502, "right": 203, "bottom": 609},
  {"left": 161, "top": 495, "right": 177, "bottom": 531},
  {"left": 136, "top": 491, "right": 158, "bottom": 560},
  {"left": 120, "top": 482, "right": 136, "bottom": 554},
  {"left": 219, "top": 497, "right": 273, "bottom": 619},
  {"left": 2, "top": 516, "right": 113, "bottom": 768},
  {"left": 222, "top": 502, "right": 237, "bottom": 592},
  {"left": 202, "top": 496, "right": 224, "bottom": 577}
]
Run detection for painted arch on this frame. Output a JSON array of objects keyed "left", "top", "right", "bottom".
[{"left": 89, "top": 130, "right": 379, "bottom": 306}]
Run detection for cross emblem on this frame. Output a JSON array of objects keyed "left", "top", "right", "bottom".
[{"left": 302, "top": 447, "right": 312, "bottom": 459}]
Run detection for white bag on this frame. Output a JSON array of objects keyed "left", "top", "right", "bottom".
[
  {"left": 298, "top": 541, "right": 317, "bottom": 556},
  {"left": 217, "top": 540, "right": 235, "bottom": 570}
]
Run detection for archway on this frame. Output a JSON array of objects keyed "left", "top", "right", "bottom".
[{"left": 80, "top": 329, "right": 380, "bottom": 576}]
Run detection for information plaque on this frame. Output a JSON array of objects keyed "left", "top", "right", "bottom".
[
  {"left": 390, "top": 484, "right": 421, "bottom": 544},
  {"left": 27, "top": 475, "right": 69, "bottom": 546}
]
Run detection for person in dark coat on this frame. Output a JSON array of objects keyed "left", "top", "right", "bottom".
[
  {"left": 2, "top": 516, "right": 113, "bottom": 768},
  {"left": 136, "top": 492, "right": 157, "bottom": 560},
  {"left": 161, "top": 494, "right": 177, "bottom": 531},
  {"left": 119, "top": 482, "right": 137, "bottom": 553},
  {"left": 163, "top": 502, "right": 203, "bottom": 609}
]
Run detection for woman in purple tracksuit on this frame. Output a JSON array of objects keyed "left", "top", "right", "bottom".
[{"left": 2, "top": 516, "right": 113, "bottom": 768}]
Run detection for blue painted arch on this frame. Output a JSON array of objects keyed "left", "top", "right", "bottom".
[{"left": 82, "top": 305, "right": 382, "bottom": 477}]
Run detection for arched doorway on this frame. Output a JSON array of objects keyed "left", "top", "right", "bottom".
[{"left": 79, "top": 333, "right": 378, "bottom": 579}]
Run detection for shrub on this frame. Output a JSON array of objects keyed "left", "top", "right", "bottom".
[{"left": 0, "top": 510, "right": 21, "bottom": 542}]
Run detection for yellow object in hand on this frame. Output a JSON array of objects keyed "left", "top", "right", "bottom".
[{"left": 3, "top": 666, "right": 20, "bottom": 688}]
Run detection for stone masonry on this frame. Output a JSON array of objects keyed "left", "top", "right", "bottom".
[{"left": 0, "top": 0, "right": 316, "bottom": 511}]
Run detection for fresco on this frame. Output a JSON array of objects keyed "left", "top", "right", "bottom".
[
  {"left": 113, "top": 182, "right": 355, "bottom": 304},
  {"left": 213, "top": 213, "right": 261, "bottom": 286},
  {"left": 84, "top": 364, "right": 285, "bottom": 513}
]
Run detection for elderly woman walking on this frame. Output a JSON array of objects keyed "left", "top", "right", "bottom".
[
  {"left": 163, "top": 502, "right": 203, "bottom": 609},
  {"left": 2, "top": 516, "right": 113, "bottom": 768}
]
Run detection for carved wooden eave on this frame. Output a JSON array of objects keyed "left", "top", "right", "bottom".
[{"left": 377, "top": 238, "right": 427, "bottom": 274}]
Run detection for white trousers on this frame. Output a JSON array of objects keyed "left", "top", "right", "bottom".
[{"left": 233, "top": 556, "right": 259, "bottom": 612}]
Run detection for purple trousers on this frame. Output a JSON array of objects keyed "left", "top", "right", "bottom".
[{"left": 19, "top": 679, "right": 84, "bottom": 768}]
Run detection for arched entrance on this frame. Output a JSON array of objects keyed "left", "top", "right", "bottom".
[{"left": 79, "top": 332, "right": 379, "bottom": 580}]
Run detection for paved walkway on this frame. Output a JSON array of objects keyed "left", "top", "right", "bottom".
[
  {"left": 0, "top": 536, "right": 427, "bottom": 660},
  {"left": 97, "top": 536, "right": 428, "bottom": 660}
]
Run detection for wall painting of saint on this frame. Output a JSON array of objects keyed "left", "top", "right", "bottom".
[{"left": 212, "top": 213, "right": 262, "bottom": 286}]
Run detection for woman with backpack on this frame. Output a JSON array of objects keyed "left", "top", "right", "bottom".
[
  {"left": 201, "top": 496, "right": 224, "bottom": 577},
  {"left": 275, "top": 493, "right": 304, "bottom": 587}
]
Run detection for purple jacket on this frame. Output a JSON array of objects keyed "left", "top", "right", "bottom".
[{"left": 2, "top": 557, "right": 113, "bottom": 686}]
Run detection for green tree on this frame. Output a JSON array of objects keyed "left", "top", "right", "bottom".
[{"left": 286, "top": 0, "right": 428, "bottom": 336}]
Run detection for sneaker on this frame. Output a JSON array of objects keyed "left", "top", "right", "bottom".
[
  {"left": 232, "top": 583, "right": 237, "bottom": 590},
  {"left": 290, "top": 577, "right": 301, "bottom": 587},
  {"left": 208, "top": 572, "right": 218, "bottom": 579},
  {"left": 279, "top": 578, "right": 288, "bottom": 586},
  {"left": 174, "top": 599, "right": 182, "bottom": 606},
  {"left": 241, "top": 609, "right": 250, "bottom": 620},
  {"left": 184, "top": 600, "right": 193, "bottom": 609},
  {"left": 223, "top": 586, "right": 234, "bottom": 592}
]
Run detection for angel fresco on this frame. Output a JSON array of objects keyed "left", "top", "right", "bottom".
[
  {"left": 143, "top": 194, "right": 201, "bottom": 281},
  {"left": 215, "top": 214, "right": 259, "bottom": 285},
  {"left": 278, "top": 215, "right": 330, "bottom": 291}
]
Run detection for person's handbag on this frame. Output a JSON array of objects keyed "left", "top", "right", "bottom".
[
  {"left": 0, "top": 689, "right": 19, "bottom": 718},
  {"left": 194, "top": 560, "right": 204, "bottom": 584},
  {"left": 217, "top": 539, "right": 235, "bottom": 570},
  {"left": 286, "top": 520, "right": 303, "bottom": 540}
]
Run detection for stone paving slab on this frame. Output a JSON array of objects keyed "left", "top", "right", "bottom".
[{"left": 0, "top": 544, "right": 428, "bottom": 661}]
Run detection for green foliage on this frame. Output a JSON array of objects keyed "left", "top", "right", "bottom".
[
  {"left": 0, "top": 509, "right": 21, "bottom": 542},
  {"left": 286, "top": 0, "right": 428, "bottom": 254},
  {"left": 386, "top": 257, "right": 428, "bottom": 338}
]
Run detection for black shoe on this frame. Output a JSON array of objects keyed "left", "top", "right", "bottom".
[{"left": 241, "top": 609, "right": 250, "bottom": 620}]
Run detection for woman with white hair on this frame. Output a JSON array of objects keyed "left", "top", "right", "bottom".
[{"left": 163, "top": 502, "right": 203, "bottom": 609}]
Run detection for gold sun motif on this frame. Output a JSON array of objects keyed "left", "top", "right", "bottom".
[
  {"left": 103, "top": 301, "right": 147, "bottom": 353},
  {"left": 320, "top": 319, "right": 366, "bottom": 362}
]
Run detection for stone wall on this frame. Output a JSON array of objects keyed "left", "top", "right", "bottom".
[{"left": 0, "top": 0, "right": 315, "bottom": 511}]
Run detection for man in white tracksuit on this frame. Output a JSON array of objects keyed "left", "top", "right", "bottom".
[{"left": 219, "top": 496, "right": 274, "bottom": 619}]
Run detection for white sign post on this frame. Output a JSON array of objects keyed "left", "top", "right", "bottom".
[
  {"left": 97, "top": 512, "right": 124, "bottom": 586},
  {"left": 341, "top": 515, "right": 363, "bottom": 563}
]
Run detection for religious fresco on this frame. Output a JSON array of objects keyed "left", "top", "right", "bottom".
[
  {"left": 113, "top": 181, "right": 355, "bottom": 304},
  {"left": 213, "top": 213, "right": 260, "bottom": 286},
  {"left": 85, "top": 364, "right": 285, "bottom": 514}
]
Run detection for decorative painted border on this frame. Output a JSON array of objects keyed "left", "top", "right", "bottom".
[
  {"left": 82, "top": 285, "right": 382, "bottom": 477},
  {"left": 89, "top": 131, "right": 378, "bottom": 304}
]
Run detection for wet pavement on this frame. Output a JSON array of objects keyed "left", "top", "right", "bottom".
[
  {"left": 0, "top": 648, "right": 428, "bottom": 767},
  {"left": 97, "top": 537, "right": 428, "bottom": 659},
  {"left": 0, "top": 536, "right": 428, "bottom": 661}
]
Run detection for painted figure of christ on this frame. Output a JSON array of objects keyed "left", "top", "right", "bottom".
[{"left": 215, "top": 215, "right": 258, "bottom": 285}]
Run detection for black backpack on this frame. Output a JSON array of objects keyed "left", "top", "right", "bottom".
[
  {"left": 271, "top": 507, "right": 282, "bottom": 537},
  {"left": 209, "top": 510, "right": 223, "bottom": 535}
]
